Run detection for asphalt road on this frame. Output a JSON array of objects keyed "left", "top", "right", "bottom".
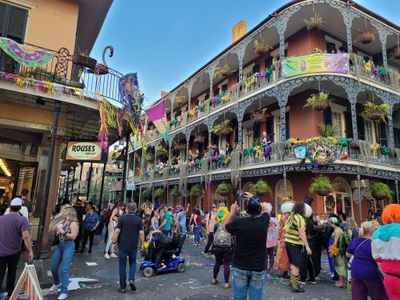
[{"left": 40, "top": 235, "right": 350, "bottom": 300}]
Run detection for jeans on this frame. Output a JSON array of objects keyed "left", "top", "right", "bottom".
[
  {"left": 232, "top": 267, "right": 266, "bottom": 300},
  {"left": 0, "top": 252, "right": 20, "bottom": 296},
  {"left": 51, "top": 240, "right": 75, "bottom": 294},
  {"left": 104, "top": 227, "right": 114, "bottom": 254},
  {"left": 119, "top": 249, "right": 137, "bottom": 289},
  {"left": 179, "top": 223, "right": 187, "bottom": 235},
  {"left": 193, "top": 225, "right": 201, "bottom": 244}
]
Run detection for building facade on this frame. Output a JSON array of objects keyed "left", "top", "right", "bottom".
[
  {"left": 0, "top": 0, "right": 120, "bottom": 249},
  {"left": 133, "top": 0, "right": 400, "bottom": 223}
]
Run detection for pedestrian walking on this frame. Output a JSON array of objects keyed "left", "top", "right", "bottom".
[
  {"left": 347, "top": 221, "right": 387, "bottom": 300},
  {"left": 104, "top": 205, "right": 119, "bottom": 259},
  {"left": 0, "top": 198, "right": 33, "bottom": 298},
  {"left": 266, "top": 212, "right": 278, "bottom": 272},
  {"left": 211, "top": 206, "right": 232, "bottom": 288},
  {"left": 284, "top": 201, "right": 312, "bottom": 293},
  {"left": 224, "top": 193, "right": 270, "bottom": 300},
  {"left": 203, "top": 204, "right": 217, "bottom": 256},
  {"left": 160, "top": 205, "right": 172, "bottom": 237},
  {"left": 48, "top": 206, "right": 79, "bottom": 300},
  {"left": 73, "top": 199, "right": 85, "bottom": 253},
  {"left": 112, "top": 202, "right": 144, "bottom": 293},
  {"left": 175, "top": 204, "right": 188, "bottom": 236},
  {"left": 150, "top": 208, "right": 160, "bottom": 232},
  {"left": 80, "top": 202, "right": 99, "bottom": 254},
  {"left": 190, "top": 208, "right": 203, "bottom": 246}
]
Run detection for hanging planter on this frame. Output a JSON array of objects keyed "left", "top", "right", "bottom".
[
  {"left": 309, "top": 175, "right": 334, "bottom": 196},
  {"left": 212, "top": 119, "right": 233, "bottom": 136},
  {"left": 154, "top": 187, "right": 165, "bottom": 199},
  {"left": 304, "top": 12, "right": 325, "bottom": 31},
  {"left": 253, "top": 39, "right": 271, "bottom": 56},
  {"left": 156, "top": 145, "right": 168, "bottom": 156},
  {"left": 173, "top": 141, "right": 186, "bottom": 151},
  {"left": 216, "top": 182, "right": 232, "bottom": 196},
  {"left": 253, "top": 179, "right": 272, "bottom": 196},
  {"left": 169, "top": 186, "right": 180, "bottom": 198},
  {"left": 215, "top": 64, "right": 231, "bottom": 77},
  {"left": 175, "top": 95, "right": 186, "bottom": 106},
  {"left": 361, "top": 102, "right": 391, "bottom": 123},
  {"left": 358, "top": 31, "right": 375, "bottom": 44},
  {"left": 303, "top": 92, "right": 330, "bottom": 111},
  {"left": 349, "top": 140, "right": 360, "bottom": 150},
  {"left": 190, "top": 184, "right": 202, "bottom": 198},
  {"left": 393, "top": 47, "right": 400, "bottom": 59},
  {"left": 142, "top": 189, "right": 150, "bottom": 199},
  {"left": 369, "top": 182, "right": 393, "bottom": 200},
  {"left": 73, "top": 50, "right": 97, "bottom": 69},
  {"left": 194, "top": 134, "right": 206, "bottom": 143},
  {"left": 145, "top": 153, "right": 154, "bottom": 162},
  {"left": 251, "top": 108, "right": 269, "bottom": 123}
]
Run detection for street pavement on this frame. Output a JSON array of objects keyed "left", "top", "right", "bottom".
[{"left": 38, "top": 235, "right": 350, "bottom": 300}]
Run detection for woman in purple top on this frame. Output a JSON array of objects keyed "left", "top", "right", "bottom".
[{"left": 346, "top": 221, "right": 388, "bottom": 300}]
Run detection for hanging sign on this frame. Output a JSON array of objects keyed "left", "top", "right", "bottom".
[
  {"left": 126, "top": 181, "right": 136, "bottom": 191},
  {"left": 66, "top": 141, "right": 102, "bottom": 161},
  {"left": 282, "top": 53, "right": 349, "bottom": 78}
]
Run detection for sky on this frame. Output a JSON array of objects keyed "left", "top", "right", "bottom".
[{"left": 92, "top": 0, "right": 399, "bottom": 107}]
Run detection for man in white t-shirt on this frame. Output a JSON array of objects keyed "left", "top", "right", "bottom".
[{"left": 5, "top": 197, "right": 29, "bottom": 221}]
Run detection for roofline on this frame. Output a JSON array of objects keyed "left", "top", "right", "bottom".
[{"left": 149, "top": 0, "right": 400, "bottom": 107}]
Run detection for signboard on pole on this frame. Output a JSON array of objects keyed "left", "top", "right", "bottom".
[
  {"left": 66, "top": 141, "right": 102, "bottom": 161},
  {"left": 126, "top": 181, "right": 136, "bottom": 191}
]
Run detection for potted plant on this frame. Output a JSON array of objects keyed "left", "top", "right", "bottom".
[
  {"left": 215, "top": 64, "right": 231, "bottom": 77},
  {"left": 253, "top": 179, "right": 272, "bottom": 196},
  {"left": 212, "top": 119, "right": 233, "bottom": 136},
  {"left": 216, "top": 182, "right": 232, "bottom": 196},
  {"left": 304, "top": 92, "right": 330, "bottom": 111},
  {"left": 304, "top": 12, "right": 325, "bottom": 30},
  {"left": 194, "top": 134, "right": 206, "bottom": 143},
  {"left": 253, "top": 39, "right": 271, "bottom": 56},
  {"left": 175, "top": 95, "right": 186, "bottom": 106},
  {"left": 317, "top": 123, "right": 338, "bottom": 138},
  {"left": 73, "top": 48, "right": 97, "bottom": 69},
  {"left": 251, "top": 108, "right": 269, "bottom": 123},
  {"left": 188, "top": 108, "right": 197, "bottom": 118},
  {"left": 170, "top": 186, "right": 180, "bottom": 198},
  {"left": 142, "top": 189, "right": 150, "bottom": 199},
  {"left": 145, "top": 152, "right": 154, "bottom": 162},
  {"left": 361, "top": 102, "right": 391, "bottom": 123},
  {"left": 369, "top": 182, "right": 393, "bottom": 200},
  {"left": 309, "top": 175, "right": 334, "bottom": 196},
  {"left": 154, "top": 187, "right": 165, "bottom": 199},
  {"left": 358, "top": 31, "right": 376, "bottom": 44},
  {"left": 190, "top": 184, "right": 202, "bottom": 198}
]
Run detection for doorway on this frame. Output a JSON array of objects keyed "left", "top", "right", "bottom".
[{"left": 324, "top": 177, "right": 354, "bottom": 219}]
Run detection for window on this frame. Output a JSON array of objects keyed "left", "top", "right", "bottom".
[
  {"left": 326, "top": 42, "right": 337, "bottom": 54},
  {"left": 275, "top": 179, "right": 293, "bottom": 214},
  {"left": 364, "top": 120, "right": 376, "bottom": 144},
  {"left": 243, "top": 63, "right": 255, "bottom": 79},
  {"left": 330, "top": 104, "right": 347, "bottom": 138},
  {"left": 0, "top": 3, "right": 28, "bottom": 42},
  {"left": 271, "top": 107, "right": 290, "bottom": 142},
  {"left": 243, "top": 121, "right": 254, "bottom": 149}
]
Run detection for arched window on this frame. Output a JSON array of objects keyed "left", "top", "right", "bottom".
[
  {"left": 324, "top": 177, "right": 353, "bottom": 218},
  {"left": 275, "top": 179, "right": 293, "bottom": 214}
]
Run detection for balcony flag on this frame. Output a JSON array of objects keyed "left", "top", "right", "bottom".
[
  {"left": 0, "top": 37, "right": 53, "bottom": 67},
  {"left": 144, "top": 100, "right": 169, "bottom": 143}
]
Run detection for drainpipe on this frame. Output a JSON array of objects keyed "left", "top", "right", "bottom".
[{"left": 35, "top": 101, "right": 61, "bottom": 259}]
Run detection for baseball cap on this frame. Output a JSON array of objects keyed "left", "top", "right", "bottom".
[
  {"left": 245, "top": 196, "right": 261, "bottom": 216},
  {"left": 212, "top": 204, "right": 216, "bottom": 208},
  {"left": 11, "top": 197, "right": 23, "bottom": 206}
]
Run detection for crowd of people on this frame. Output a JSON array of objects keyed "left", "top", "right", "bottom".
[{"left": 0, "top": 188, "right": 400, "bottom": 300}]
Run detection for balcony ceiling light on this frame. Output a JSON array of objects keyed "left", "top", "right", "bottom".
[{"left": 0, "top": 159, "right": 11, "bottom": 177}]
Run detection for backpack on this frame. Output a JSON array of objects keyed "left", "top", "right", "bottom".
[{"left": 213, "top": 224, "right": 232, "bottom": 249}]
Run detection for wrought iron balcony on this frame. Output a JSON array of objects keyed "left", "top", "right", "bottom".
[{"left": 0, "top": 39, "right": 123, "bottom": 103}]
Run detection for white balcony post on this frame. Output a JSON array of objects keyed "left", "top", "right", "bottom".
[{"left": 387, "top": 105, "right": 395, "bottom": 149}]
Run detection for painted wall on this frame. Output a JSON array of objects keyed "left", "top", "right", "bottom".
[
  {"left": 25, "top": 0, "right": 79, "bottom": 53},
  {"left": 287, "top": 28, "right": 327, "bottom": 57}
]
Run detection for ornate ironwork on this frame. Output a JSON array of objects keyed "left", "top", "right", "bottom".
[{"left": 55, "top": 47, "right": 70, "bottom": 81}]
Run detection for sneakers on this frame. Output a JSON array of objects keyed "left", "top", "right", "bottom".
[
  {"left": 110, "top": 253, "right": 118, "bottom": 258},
  {"left": 104, "top": 253, "right": 110, "bottom": 259},
  {"left": 118, "top": 288, "right": 126, "bottom": 293},
  {"left": 291, "top": 286, "right": 305, "bottom": 293},
  {"left": 49, "top": 284, "right": 61, "bottom": 294},
  {"left": 306, "top": 279, "right": 317, "bottom": 284},
  {"left": 298, "top": 280, "right": 306, "bottom": 285},
  {"left": 57, "top": 293, "right": 68, "bottom": 300},
  {"left": 129, "top": 280, "right": 137, "bottom": 291}
]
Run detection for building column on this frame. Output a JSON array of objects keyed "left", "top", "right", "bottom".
[
  {"left": 387, "top": 105, "right": 395, "bottom": 149},
  {"left": 279, "top": 105, "right": 287, "bottom": 142},
  {"left": 350, "top": 101, "right": 358, "bottom": 141},
  {"left": 343, "top": 13, "right": 354, "bottom": 53}
]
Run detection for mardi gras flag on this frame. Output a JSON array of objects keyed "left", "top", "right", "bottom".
[{"left": 145, "top": 100, "right": 169, "bottom": 142}]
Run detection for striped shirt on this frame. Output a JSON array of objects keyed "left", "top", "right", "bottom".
[{"left": 284, "top": 214, "right": 305, "bottom": 245}]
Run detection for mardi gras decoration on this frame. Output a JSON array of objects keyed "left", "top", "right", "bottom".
[
  {"left": 144, "top": 99, "right": 169, "bottom": 142},
  {"left": 94, "top": 45, "right": 114, "bottom": 75},
  {"left": 0, "top": 37, "right": 53, "bottom": 67}
]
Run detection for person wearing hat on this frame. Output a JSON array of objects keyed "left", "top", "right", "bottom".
[
  {"left": 203, "top": 204, "right": 217, "bottom": 257},
  {"left": 223, "top": 193, "right": 271, "bottom": 299},
  {"left": 4, "top": 197, "right": 29, "bottom": 221},
  {"left": 328, "top": 216, "right": 347, "bottom": 288},
  {"left": 0, "top": 197, "right": 33, "bottom": 298}
]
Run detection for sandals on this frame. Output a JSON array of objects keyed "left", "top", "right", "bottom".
[
  {"left": 211, "top": 279, "right": 219, "bottom": 285},
  {"left": 224, "top": 283, "right": 231, "bottom": 289}
]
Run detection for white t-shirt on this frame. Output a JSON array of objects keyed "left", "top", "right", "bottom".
[{"left": 5, "top": 206, "right": 29, "bottom": 221}]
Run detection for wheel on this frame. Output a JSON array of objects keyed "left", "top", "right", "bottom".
[
  {"left": 143, "top": 266, "right": 154, "bottom": 277},
  {"left": 177, "top": 262, "right": 185, "bottom": 273}
]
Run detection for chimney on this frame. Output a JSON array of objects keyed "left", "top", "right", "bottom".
[
  {"left": 161, "top": 91, "right": 168, "bottom": 98},
  {"left": 232, "top": 20, "right": 247, "bottom": 43}
]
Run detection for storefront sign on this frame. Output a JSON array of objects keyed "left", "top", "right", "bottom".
[
  {"left": 66, "top": 141, "right": 102, "bottom": 161},
  {"left": 282, "top": 53, "right": 349, "bottom": 78},
  {"left": 105, "top": 171, "right": 123, "bottom": 178}
]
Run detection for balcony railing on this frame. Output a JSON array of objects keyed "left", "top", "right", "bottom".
[{"left": 0, "top": 40, "right": 123, "bottom": 103}]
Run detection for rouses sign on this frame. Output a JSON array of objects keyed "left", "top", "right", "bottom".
[{"left": 66, "top": 141, "right": 102, "bottom": 161}]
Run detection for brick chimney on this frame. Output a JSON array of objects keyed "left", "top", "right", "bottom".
[
  {"left": 232, "top": 20, "right": 247, "bottom": 43},
  {"left": 161, "top": 91, "right": 168, "bottom": 98}
]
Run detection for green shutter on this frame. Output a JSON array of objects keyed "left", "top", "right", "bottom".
[
  {"left": 344, "top": 112, "right": 353, "bottom": 139},
  {"left": 357, "top": 117, "right": 365, "bottom": 140}
]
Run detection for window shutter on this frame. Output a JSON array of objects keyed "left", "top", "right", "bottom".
[
  {"left": 357, "top": 117, "right": 365, "bottom": 140},
  {"left": 285, "top": 112, "right": 290, "bottom": 140},
  {"left": 252, "top": 64, "right": 260, "bottom": 74},
  {"left": 266, "top": 117, "right": 273, "bottom": 137},
  {"left": 377, "top": 123, "right": 387, "bottom": 146},
  {"left": 394, "top": 128, "right": 400, "bottom": 148},
  {"left": 265, "top": 56, "right": 273, "bottom": 69},
  {"left": 323, "top": 107, "right": 332, "bottom": 125},
  {"left": 6, "top": 5, "right": 28, "bottom": 42},
  {"left": 344, "top": 112, "right": 353, "bottom": 139},
  {"left": 254, "top": 122, "right": 260, "bottom": 139},
  {"left": 0, "top": 3, "right": 6, "bottom": 37}
]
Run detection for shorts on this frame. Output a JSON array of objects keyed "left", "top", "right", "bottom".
[{"left": 285, "top": 242, "right": 304, "bottom": 268}]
